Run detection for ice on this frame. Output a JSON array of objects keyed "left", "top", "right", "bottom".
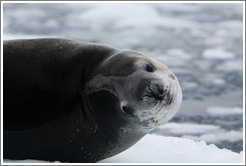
[
  {"left": 152, "top": 121, "right": 243, "bottom": 152},
  {"left": 77, "top": 4, "right": 199, "bottom": 30},
  {"left": 3, "top": 33, "right": 57, "bottom": 40},
  {"left": 206, "top": 107, "right": 243, "bottom": 117},
  {"left": 155, "top": 122, "right": 220, "bottom": 135},
  {"left": 202, "top": 47, "right": 235, "bottom": 60},
  {"left": 200, "top": 74, "right": 226, "bottom": 87},
  {"left": 157, "top": 49, "right": 191, "bottom": 67},
  {"left": 215, "top": 60, "right": 243, "bottom": 72},
  {"left": 184, "top": 130, "right": 243, "bottom": 143},
  {"left": 166, "top": 49, "right": 191, "bottom": 60},
  {"left": 218, "top": 20, "right": 243, "bottom": 31},
  {"left": 181, "top": 82, "right": 198, "bottom": 90},
  {"left": 78, "top": 4, "right": 159, "bottom": 27},
  {"left": 99, "top": 135, "right": 243, "bottom": 163},
  {"left": 3, "top": 135, "right": 243, "bottom": 164}
]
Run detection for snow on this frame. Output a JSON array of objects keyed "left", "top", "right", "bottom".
[
  {"left": 206, "top": 107, "right": 243, "bottom": 117},
  {"left": 3, "top": 135, "right": 243, "bottom": 164},
  {"left": 99, "top": 135, "right": 243, "bottom": 163}
]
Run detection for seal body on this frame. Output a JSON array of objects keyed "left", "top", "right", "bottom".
[{"left": 3, "top": 38, "right": 182, "bottom": 162}]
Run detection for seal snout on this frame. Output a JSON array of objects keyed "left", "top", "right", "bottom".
[
  {"left": 148, "top": 83, "right": 165, "bottom": 100},
  {"left": 147, "top": 81, "right": 172, "bottom": 105}
]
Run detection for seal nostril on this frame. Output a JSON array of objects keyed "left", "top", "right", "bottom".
[
  {"left": 158, "top": 85, "right": 164, "bottom": 94},
  {"left": 149, "top": 84, "right": 158, "bottom": 93},
  {"left": 149, "top": 83, "right": 164, "bottom": 96}
]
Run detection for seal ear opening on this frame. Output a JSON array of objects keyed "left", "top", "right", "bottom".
[{"left": 121, "top": 105, "right": 134, "bottom": 117}]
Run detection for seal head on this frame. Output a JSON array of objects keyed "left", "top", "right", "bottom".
[{"left": 86, "top": 51, "right": 182, "bottom": 128}]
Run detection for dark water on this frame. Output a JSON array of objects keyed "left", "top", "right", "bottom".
[
  {"left": 170, "top": 115, "right": 243, "bottom": 153},
  {"left": 3, "top": 3, "right": 244, "bottom": 153}
]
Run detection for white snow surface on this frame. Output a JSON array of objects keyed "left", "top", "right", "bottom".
[
  {"left": 3, "top": 135, "right": 243, "bottom": 164},
  {"left": 99, "top": 135, "right": 243, "bottom": 163}
]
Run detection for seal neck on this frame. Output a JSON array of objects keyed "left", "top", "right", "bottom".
[{"left": 79, "top": 90, "right": 149, "bottom": 160}]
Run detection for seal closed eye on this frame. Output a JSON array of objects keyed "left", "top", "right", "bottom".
[{"left": 3, "top": 38, "right": 182, "bottom": 162}]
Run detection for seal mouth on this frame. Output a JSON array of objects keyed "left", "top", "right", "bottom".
[
  {"left": 144, "top": 83, "right": 173, "bottom": 106},
  {"left": 136, "top": 82, "right": 175, "bottom": 127}
]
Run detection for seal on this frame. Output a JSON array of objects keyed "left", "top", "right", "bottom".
[{"left": 3, "top": 38, "right": 182, "bottom": 162}]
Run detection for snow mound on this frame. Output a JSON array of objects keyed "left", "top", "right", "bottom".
[
  {"left": 99, "top": 135, "right": 243, "bottom": 163},
  {"left": 3, "top": 135, "right": 243, "bottom": 164}
]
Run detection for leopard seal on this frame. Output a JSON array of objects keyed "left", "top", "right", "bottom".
[{"left": 3, "top": 38, "right": 182, "bottom": 162}]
